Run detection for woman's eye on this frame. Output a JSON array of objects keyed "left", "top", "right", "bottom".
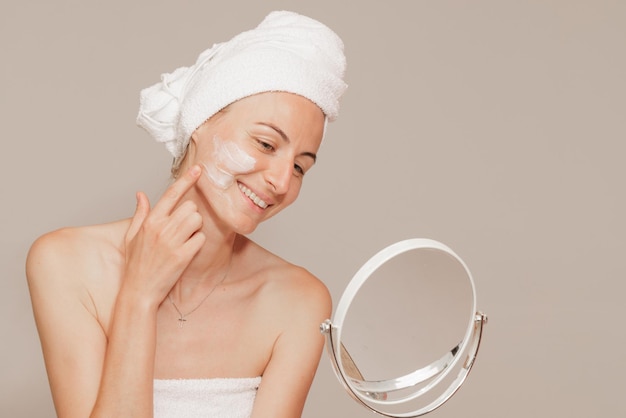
[
  {"left": 257, "top": 140, "right": 275, "bottom": 151},
  {"left": 294, "top": 164, "right": 304, "bottom": 176}
]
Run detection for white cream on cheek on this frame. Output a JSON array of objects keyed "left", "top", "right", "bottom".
[{"left": 202, "top": 135, "right": 256, "bottom": 190}]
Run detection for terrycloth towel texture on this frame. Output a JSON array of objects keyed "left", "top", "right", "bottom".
[
  {"left": 154, "top": 377, "right": 262, "bottom": 418},
  {"left": 137, "top": 10, "right": 348, "bottom": 158}
]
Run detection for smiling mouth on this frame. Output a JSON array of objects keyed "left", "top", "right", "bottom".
[{"left": 238, "top": 183, "right": 269, "bottom": 209}]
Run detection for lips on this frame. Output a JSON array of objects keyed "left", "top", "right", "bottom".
[{"left": 238, "top": 183, "right": 269, "bottom": 209}]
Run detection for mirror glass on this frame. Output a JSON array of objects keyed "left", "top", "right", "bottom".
[{"left": 323, "top": 239, "right": 486, "bottom": 417}]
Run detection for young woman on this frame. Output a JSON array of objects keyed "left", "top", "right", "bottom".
[{"left": 26, "top": 11, "right": 347, "bottom": 418}]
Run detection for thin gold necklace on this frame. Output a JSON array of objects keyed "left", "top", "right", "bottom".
[{"left": 167, "top": 262, "right": 231, "bottom": 328}]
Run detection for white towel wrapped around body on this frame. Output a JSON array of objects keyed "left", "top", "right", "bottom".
[{"left": 154, "top": 377, "right": 262, "bottom": 418}]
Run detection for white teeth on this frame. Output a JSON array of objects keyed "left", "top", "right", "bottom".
[{"left": 238, "top": 183, "right": 268, "bottom": 209}]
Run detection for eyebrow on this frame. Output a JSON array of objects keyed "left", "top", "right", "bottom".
[{"left": 256, "top": 122, "right": 317, "bottom": 162}]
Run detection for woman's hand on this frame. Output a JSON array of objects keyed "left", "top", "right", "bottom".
[{"left": 122, "top": 165, "right": 205, "bottom": 304}]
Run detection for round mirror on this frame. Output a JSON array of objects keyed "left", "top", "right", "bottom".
[{"left": 321, "top": 239, "right": 487, "bottom": 417}]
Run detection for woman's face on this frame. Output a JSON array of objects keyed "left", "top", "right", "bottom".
[{"left": 188, "top": 91, "right": 325, "bottom": 234}]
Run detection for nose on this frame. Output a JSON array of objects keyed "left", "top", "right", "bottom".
[{"left": 265, "top": 156, "right": 293, "bottom": 195}]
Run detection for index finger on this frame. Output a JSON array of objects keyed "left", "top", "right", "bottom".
[{"left": 152, "top": 165, "right": 202, "bottom": 216}]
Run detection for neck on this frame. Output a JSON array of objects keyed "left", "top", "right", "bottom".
[{"left": 169, "top": 185, "right": 240, "bottom": 303}]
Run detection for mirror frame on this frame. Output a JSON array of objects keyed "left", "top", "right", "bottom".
[{"left": 320, "top": 238, "right": 487, "bottom": 417}]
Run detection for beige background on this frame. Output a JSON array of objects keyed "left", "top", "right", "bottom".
[{"left": 2, "top": 0, "right": 625, "bottom": 417}]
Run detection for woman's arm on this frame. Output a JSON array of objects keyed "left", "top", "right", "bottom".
[
  {"left": 27, "top": 233, "right": 161, "bottom": 417},
  {"left": 27, "top": 230, "right": 110, "bottom": 418},
  {"left": 27, "top": 166, "right": 204, "bottom": 418},
  {"left": 250, "top": 272, "right": 332, "bottom": 418}
]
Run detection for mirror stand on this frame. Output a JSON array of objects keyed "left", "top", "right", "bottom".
[{"left": 321, "top": 239, "right": 488, "bottom": 417}]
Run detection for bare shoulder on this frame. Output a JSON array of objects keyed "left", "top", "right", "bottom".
[
  {"left": 235, "top": 236, "right": 332, "bottom": 321},
  {"left": 234, "top": 237, "right": 331, "bottom": 414},
  {"left": 26, "top": 220, "right": 129, "bottom": 316},
  {"left": 27, "top": 220, "right": 128, "bottom": 278}
]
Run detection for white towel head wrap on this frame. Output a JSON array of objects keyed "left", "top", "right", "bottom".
[{"left": 137, "top": 10, "right": 348, "bottom": 158}]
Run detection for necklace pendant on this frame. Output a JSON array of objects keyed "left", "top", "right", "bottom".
[{"left": 167, "top": 260, "right": 232, "bottom": 329}]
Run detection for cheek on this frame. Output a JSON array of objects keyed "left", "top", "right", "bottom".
[
  {"left": 219, "top": 138, "right": 256, "bottom": 173},
  {"left": 203, "top": 135, "right": 256, "bottom": 190},
  {"left": 284, "top": 181, "right": 303, "bottom": 206}
]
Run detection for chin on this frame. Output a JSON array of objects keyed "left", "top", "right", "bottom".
[
  {"left": 222, "top": 213, "right": 262, "bottom": 236},
  {"left": 234, "top": 223, "right": 259, "bottom": 236}
]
